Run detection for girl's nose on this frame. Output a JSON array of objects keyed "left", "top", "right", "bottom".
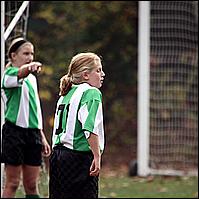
[{"left": 29, "top": 55, "right": 33, "bottom": 62}]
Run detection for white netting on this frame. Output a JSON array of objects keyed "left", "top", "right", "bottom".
[
  {"left": 4, "top": 1, "right": 29, "bottom": 61},
  {"left": 149, "top": 1, "right": 198, "bottom": 174},
  {"left": 1, "top": 1, "right": 30, "bottom": 192}
]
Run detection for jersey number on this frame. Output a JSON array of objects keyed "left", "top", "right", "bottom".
[{"left": 55, "top": 104, "right": 69, "bottom": 135}]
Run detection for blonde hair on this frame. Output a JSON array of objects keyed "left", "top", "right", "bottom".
[{"left": 59, "top": 52, "right": 101, "bottom": 96}]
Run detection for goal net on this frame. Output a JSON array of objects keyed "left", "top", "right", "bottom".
[
  {"left": 4, "top": 1, "right": 30, "bottom": 61},
  {"left": 1, "top": 1, "right": 30, "bottom": 193},
  {"left": 138, "top": 1, "right": 198, "bottom": 176}
]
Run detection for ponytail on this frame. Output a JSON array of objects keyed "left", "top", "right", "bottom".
[{"left": 59, "top": 74, "right": 72, "bottom": 96}]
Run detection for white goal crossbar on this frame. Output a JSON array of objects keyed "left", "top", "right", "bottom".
[{"left": 4, "top": 1, "right": 29, "bottom": 40}]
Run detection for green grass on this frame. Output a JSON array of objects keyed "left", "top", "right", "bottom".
[
  {"left": 15, "top": 169, "right": 198, "bottom": 198},
  {"left": 99, "top": 175, "right": 198, "bottom": 198}
]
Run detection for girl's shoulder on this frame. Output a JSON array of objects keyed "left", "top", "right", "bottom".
[
  {"left": 81, "top": 83, "right": 102, "bottom": 102},
  {"left": 4, "top": 65, "right": 19, "bottom": 76}
]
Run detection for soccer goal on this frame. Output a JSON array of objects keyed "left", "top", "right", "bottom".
[
  {"left": 138, "top": 1, "right": 198, "bottom": 176},
  {"left": 1, "top": 1, "right": 30, "bottom": 193}
]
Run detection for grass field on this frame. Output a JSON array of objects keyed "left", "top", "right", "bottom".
[
  {"left": 99, "top": 170, "right": 198, "bottom": 198},
  {"left": 15, "top": 167, "right": 198, "bottom": 198}
]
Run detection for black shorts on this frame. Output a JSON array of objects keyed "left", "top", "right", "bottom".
[
  {"left": 1, "top": 120, "right": 42, "bottom": 166},
  {"left": 49, "top": 145, "right": 98, "bottom": 198}
]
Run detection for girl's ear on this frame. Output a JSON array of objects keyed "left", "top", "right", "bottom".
[
  {"left": 11, "top": 52, "right": 17, "bottom": 61},
  {"left": 82, "top": 71, "right": 89, "bottom": 80}
]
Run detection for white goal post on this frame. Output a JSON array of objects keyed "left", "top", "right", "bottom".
[
  {"left": 1, "top": 1, "right": 30, "bottom": 194},
  {"left": 138, "top": 1, "right": 198, "bottom": 177},
  {"left": 137, "top": 1, "right": 150, "bottom": 177}
]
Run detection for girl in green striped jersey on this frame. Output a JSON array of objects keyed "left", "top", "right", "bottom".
[
  {"left": 49, "top": 52, "right": 105, "bottom": 198},
  {"left": 1, "top": 37, "right": 51, "bottom": 198}
]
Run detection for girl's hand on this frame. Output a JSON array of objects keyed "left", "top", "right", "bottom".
[
  {"left": 90, "top": 157, "right": 101, "bottom": 176},
  {"left": 28, "top": 61, "right": 42, "bottom": 73},
  {"left": 18, "top": 62, "right": 42, "bottom": 79},
  {"left": 42, "top": 139, "right": 51, "bottom": 157},
  {"left": 40, "top": 130, "right": 51, "bottom": 157}
]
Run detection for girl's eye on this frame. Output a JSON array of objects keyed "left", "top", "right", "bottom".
[
  {"left": 97, "top": 68, "right": 102, "bottom": 72},
  {"left": 24, "top": 52, "right": 34, "bottom": 56}
]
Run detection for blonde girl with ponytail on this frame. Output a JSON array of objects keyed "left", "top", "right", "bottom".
[{"left": 49, "top": 52, "right": 105, "bottom": 198}]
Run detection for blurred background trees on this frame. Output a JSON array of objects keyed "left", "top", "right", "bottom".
[{"left": 28, "top": 1, "right": 138, "bottom": 168}]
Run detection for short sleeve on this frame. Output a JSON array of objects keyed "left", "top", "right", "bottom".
[
  {"left": 78, "top": 88, "right": 102, "bottom": 131},
  {"left": 2, "top": 66, "right": 23, "bottom": 88}
]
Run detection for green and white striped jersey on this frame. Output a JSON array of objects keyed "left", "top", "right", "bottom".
[
  {"left": 52, "top": 83, "right": 105, "bottom": 152},
  {"left": 1, "top": 66, "right": 43, "bottom": 129}
]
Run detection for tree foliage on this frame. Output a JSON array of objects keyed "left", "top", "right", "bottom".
[{"left": 28, "top": 1, "right": 138, "bottom": 164}]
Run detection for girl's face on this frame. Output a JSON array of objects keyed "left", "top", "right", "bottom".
[
  {"left": 85, "top": 59, "right": 105, "bottom": 88},
  {"left": 11, "top": 43, "right": 34, "bottom": 67}
]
